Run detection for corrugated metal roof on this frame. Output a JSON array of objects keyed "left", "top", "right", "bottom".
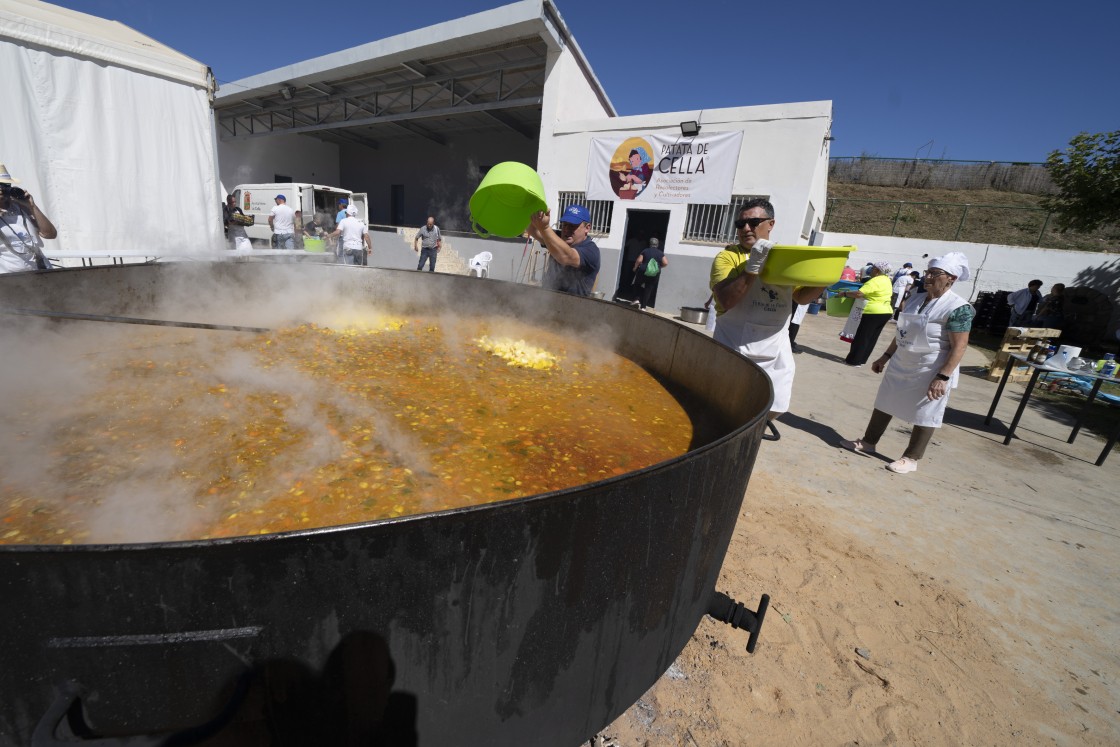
[
  {"left": 0, "top": 0, "right": 211, "bottom": 89},
  {"left": 213, "top": 0, "right": 612, "bottom": 148}
]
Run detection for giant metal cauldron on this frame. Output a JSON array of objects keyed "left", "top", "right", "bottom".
[{"left": 0, "top": 262, "right": 771, "bottom": 745}]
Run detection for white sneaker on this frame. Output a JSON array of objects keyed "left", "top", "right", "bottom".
[
  {"left": 838, "top": 438, "right": 877, "bottom": 457},
  {"left": 886, "top": 457, "right": 918, "bottom": 474}
]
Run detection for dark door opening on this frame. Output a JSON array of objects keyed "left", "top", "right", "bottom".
[
  {"left": 390, "top": 185, "right": 405, "bottom": 226},
  {"left": 614, "top": 209, "right": 671, "bottom": 307}
]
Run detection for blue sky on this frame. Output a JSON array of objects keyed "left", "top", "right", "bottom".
[{"left": 50, "top": 0, "right": 1118, "bottom": 163}]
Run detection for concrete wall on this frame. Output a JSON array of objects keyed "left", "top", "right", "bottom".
[
  {"left": 536, "top": 101, "right": 833, "bottom": 313},
  {"left": 339, "top": 132, "right": 538, "bottom": 230},
  {"left": 539, "top": 44, "right": 613, "bottom": 129},
  {"left": 819, "top": 231, "right": 1120, "bottom": 333},
  {"left": 218, "top": 134, "right": 340, "bottom": 195}
]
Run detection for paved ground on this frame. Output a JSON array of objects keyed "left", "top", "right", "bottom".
[{"left": 612, "top": 303, "right": 1119, "bottom": 744}]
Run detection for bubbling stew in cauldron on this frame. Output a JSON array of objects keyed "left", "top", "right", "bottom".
[{"left": 1, "top": 315, "right": 693, "bottom": 544}]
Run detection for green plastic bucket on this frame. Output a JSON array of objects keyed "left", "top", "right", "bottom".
[
  {"left": 825, "top": 295, "right": 854, "bottom": 317},
  {"left": 469, "top": 162, "right": 547, "bottom": 238},
  {"left": 759, "top": 245, "right": 856, "bottom": 286},
  {"left": 303, "top": 237, "right": 325, "bottom": 253}
]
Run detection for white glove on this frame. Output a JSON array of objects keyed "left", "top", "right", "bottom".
[{"left": 744, "top": 239, "right": 775, "bottom": 274}]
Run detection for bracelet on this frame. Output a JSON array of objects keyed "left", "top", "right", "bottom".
[{"left": 935, "top": 373, "right": 950, "bottom": 381}]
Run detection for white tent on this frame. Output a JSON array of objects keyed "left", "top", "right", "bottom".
[{"left": 0, "top": 0, "right": 222, "bottom": 262}]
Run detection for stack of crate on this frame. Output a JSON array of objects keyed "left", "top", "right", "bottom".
[
  {"left": 973, "top": 290, "right": 1011, "bottom": 335},
  {"left": 986, "top": 326, "right": 1062, "bottom": 382}
]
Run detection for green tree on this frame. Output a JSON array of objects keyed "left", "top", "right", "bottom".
[{"left": 1042, "top": 130, "right": 1120, "bottom": 234}]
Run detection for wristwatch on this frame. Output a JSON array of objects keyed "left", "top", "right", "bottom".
[{"left": 934, "top": 373, "right": 950, "bottom": 381}]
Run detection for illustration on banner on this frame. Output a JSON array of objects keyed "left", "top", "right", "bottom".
[{"left": 609, "top": 137, "right": 654, "bottom": 199}]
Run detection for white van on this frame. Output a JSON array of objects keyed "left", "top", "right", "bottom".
[{"left": 230, "top": 183, "right": 368, "bottom": 245}]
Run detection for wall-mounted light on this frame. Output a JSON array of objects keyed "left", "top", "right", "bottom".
[
  {"left": 279, "top": 86, "right": 295, "bottom": 101},
  {"left": 680, "top": 120, "right": 701, "bottom": 137}
]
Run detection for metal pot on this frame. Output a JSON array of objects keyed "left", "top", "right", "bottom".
[
  {"left": 680, "top": 306, "right": 709, "bottom": 325},
  {"left": 0, "top": 263, "right": 772, "bottom": 745}
]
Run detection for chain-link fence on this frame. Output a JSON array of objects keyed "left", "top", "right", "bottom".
[
  {"left": 829, "top": 157, "right": 1056, "bottom": 195},
  {"left": 822, "top": 197, "right": 1116, "bottom": 251}
]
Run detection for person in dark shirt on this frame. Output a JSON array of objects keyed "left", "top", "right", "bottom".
[
  {"left": 1033, "top": 283, "right": 1065, "bottom": 329},
  {"left": 631, "top": 237, "right": 667, "bottom": 309},
  {"left": 529, "top": 204, "right": 601, "bottom": 297}
]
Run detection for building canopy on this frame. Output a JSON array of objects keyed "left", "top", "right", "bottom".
[{"left": 213, "top": 0, "right": 613, "bottom": 152}]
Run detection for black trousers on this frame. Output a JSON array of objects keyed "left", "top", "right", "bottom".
[
  {"left": 635, "top": 275, "right": 660, "bottom": 308},
  {"left": 845, "top": 313, "right": 892, "bottom": 365}
]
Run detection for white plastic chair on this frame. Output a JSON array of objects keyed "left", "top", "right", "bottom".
[{"left": 468, "top": 251, "right": 493, "bottom": 278}]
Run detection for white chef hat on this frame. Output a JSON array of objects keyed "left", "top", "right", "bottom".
[{"left": 928, "top": 252, "right": 970, "bottom": 281}]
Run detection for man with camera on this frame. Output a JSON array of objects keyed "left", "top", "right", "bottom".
[{"left": 0, "top": 163, "right": 57, "bottom": 273}]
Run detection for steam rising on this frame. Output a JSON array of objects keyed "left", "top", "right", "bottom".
[{"left": 0, "top": 263, "right": 666, "bottom": 545}]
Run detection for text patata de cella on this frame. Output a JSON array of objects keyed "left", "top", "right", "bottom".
[{"left": 657, "top": 141, "right": 710, "bottom": 174}]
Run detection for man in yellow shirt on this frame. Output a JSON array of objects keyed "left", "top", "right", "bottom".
[{"left": 710, "top": 199, "right": 826, "bottom": 437}]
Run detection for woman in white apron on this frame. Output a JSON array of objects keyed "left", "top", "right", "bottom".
[{"left": 838, "top": 252, "right": 975, "bottom": 474}]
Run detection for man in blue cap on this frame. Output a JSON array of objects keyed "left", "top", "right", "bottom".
[
  {"left": 335, "top": 197, "right": 348, "bottom": 227},
  {"left": 529, "top": 204, "right": 601, "bottom": 297},
  {"left": 268, "top": 194, "right": 295, "bottom": 249}
]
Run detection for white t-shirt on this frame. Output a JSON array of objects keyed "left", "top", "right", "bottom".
[
  {"left": 337, "top": 216, "right": 368, "bottom": 249},
  {"left": 892, "top": 274, "right": 913, "bottom": 295},
  {"left": 270, "top": 203, "right": 295, "bottom": 234},
  {"left": 0, "top": 208, "right": 43, "bottom": 274}
]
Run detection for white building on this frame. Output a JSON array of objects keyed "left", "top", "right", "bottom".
[{"left": 213, "top": 0, "right": 832, "bottom": 312}]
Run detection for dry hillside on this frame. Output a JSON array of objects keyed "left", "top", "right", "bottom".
[{"left": 825, "top": 183, "right": 1118, "bottom": 252}]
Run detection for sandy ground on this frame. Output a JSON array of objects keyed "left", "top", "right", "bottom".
[{"left": 598, "top": 308, "right": 1119, "bottom": 746}]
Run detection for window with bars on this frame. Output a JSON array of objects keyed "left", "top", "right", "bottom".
[
  {"left": 557, "top": 191, "right": 613, "bottom": 236},
  {"left": 683, "top": 195, "right": 761, "bottom": 244}
]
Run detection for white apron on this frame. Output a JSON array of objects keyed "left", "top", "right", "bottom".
[
  {"left": 839, "top": 298, "right": 866, "bottom": 342},
  {"left": 791, "top": 302, "right": 809, "bottom": 325},
  {"left": 714, "top": 280, "right": 795, "bottom": 412},
  {"left": 874, "top": 290, "right": 970, "bottom": 427}
]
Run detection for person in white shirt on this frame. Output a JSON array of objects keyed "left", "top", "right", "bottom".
[
  {"left": 326, "top": 205, "right": 371, "bottom": 265},
  {"left": 1007, "top": 280, "right": 1043, "bottom": 327},
  {"left": 0, "top": 162, "right": 57, "bottom": 274},
  {"left": 268, "top": 194, "right": 296, "bottom": 249},
  {"left": 891, "top": 270, "right": 914, "bottom": 320}
]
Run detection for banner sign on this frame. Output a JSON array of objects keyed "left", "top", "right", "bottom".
[{"left": 586, "top": 130, "right": 743, "bottom": 204}]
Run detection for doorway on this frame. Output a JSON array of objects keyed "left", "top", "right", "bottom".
[
  {"left": 614, "top": 209, "right": 671, "bottom": 306},
  {"left": 390, "top": 185, "right": 405, "bottom": 226}
]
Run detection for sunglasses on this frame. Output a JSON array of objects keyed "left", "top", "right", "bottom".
[
  {"left": 924, "top": 269, "right": 950, "bottom": 278},
  {"left": 734, "top": 216, "right": 771, "bottom": 230}
]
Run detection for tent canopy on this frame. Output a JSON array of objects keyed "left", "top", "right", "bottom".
[{"left": 0, "top": 0, "right": 211, "bottom": 89}]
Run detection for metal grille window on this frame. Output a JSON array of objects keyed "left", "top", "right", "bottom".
[
  {"left": 683, "top": 195, "right": 759, "bottom": 243},
  {"left": 557, "top": 191, "right": 613, "bottom": 236}
]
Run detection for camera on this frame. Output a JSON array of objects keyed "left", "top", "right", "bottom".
[{"left": 0, "top": 183, "right": 27, "bottom": 200}]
